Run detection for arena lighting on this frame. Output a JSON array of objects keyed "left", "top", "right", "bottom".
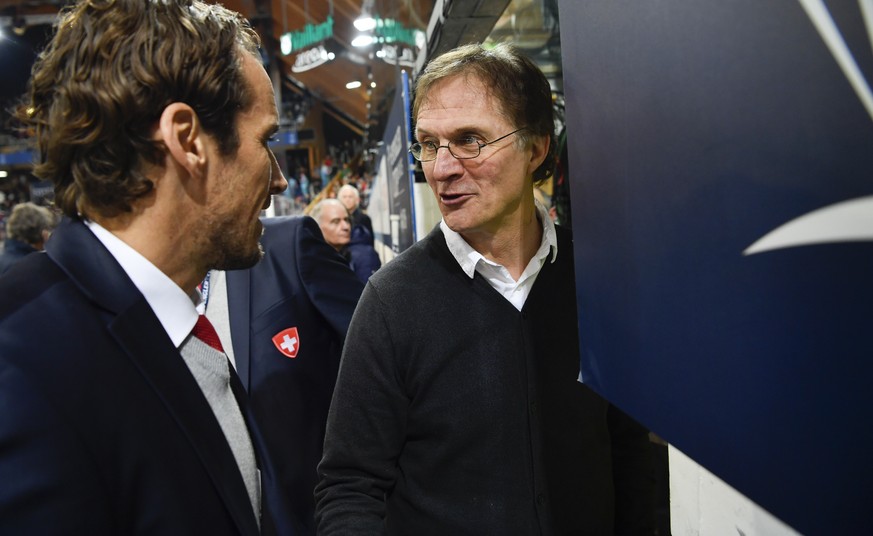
[
  {"left": 1, "top": 13, "right": 58, "bottom": 38},
  {"left": 345, "top": 81, "right": 362, "bottom": 89},
  {"left": 352, "top": 34, "right": 375, "bottom": 47},
  {"left": 354, "top": 15, "right": 376, "bottom": 32},
  {"left": 280, "top": 34, "right": 292, "bottom": 55},
  {"left": 12, "top": 16, "right": 26, "bottom": 36},
  {"left": 354, "top": 0, "right": 376, "bottom": 31}
]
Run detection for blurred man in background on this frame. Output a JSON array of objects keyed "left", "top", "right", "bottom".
[
  {"left": 0, "top": 202, "right": 55, "bottom": 275},
  {"left": 338, "top": 184, "right": 374, "bottom": 247},
  {"left": 311, "top": 198, "right": 380, "bottom": 283},
  {"left": 311, "top": 198, "right": 352, "bottom": 253}
]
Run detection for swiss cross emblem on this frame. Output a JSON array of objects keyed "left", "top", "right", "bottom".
[{"left": 272, "top": 327, "right": 300, "bottom": 359}]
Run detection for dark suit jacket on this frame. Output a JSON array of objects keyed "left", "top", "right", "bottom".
[
  {"left": 349, "top": 208, "right": 374, "bottom": 248},
  {"left": 0, "top": 218, "right": 293, "bottom": 535},
  {"left": 0, "top": 238, "right": 38, "bottom": 275},
  {"left": 225, "top": 216, "right": 364, "bottom": 535}
]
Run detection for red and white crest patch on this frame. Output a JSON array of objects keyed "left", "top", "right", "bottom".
[{"left": 272, "top": 327, "right": 300, "bottom": 359}]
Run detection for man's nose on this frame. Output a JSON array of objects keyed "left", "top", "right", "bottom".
[
  {"left": 270, "top": 154, "right": 288, "bottom": 194},
  {"left": 430, "top": 146, "right": 464, "bottom": 181}
]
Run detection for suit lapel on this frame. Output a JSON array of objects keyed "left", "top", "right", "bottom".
[
  {"left": 111, "top": 305, "right": 259, "bottom": 535},
  {"left": 225, "top": 268, "right": 253, "bottom": 390},
  {"left": 47, "top": 219, "right": 260, "bottom": 536}
]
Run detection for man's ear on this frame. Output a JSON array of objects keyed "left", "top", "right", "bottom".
[
  {"left": 528, "top": 134, "right": 550, "bottom": 173},
  {"left": 156, "top": 103, "right": 206, "bottom": 178}
]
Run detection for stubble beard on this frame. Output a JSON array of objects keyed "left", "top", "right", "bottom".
[{"left": 207, "top": 215, "right": 265, "bottom": 271}]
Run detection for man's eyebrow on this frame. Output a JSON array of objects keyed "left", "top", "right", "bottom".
[
  {"left": 263, "top": 123, "right": 279, "bottom": 137},
  {"left": 415, "top": 125, "right": 480, "bottom": 138}
]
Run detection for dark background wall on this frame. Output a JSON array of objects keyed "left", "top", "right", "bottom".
[{"left": 557, "top": 1, "right": 873, "bottom": 534}]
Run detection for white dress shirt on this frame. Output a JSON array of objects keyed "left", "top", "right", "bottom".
[
  {"left": 440, "top": 199, "right": 558, "bottom": 311},
  {"left": 85, "top": 221, "right": 199, "bottom": 347}
]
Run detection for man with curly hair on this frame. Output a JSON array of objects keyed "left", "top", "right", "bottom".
[{"left": 0, "top": 0, "right": 292, "bottom": 533}]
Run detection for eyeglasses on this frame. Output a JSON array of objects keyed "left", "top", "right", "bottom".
[{"left": 409, "top": 127, "right": 526, "bottom": 162}]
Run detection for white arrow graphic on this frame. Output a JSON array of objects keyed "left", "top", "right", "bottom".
[
  {"left": 744, "top": 195, "right": 873, "bottom": 254},
  {"left": 744, "top": 0, "right": 873, "bottom": 255}
]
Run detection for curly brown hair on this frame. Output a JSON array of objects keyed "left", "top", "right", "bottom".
[
  {"left": 15, "top": 0, "right": 260, "bottom": 219},
  {"left": 411, "top": 43, "right": 556, "bottom": 185}
]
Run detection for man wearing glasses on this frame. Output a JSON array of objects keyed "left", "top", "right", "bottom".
[{"left": 316, "top": 43, "right": 656, "bottom": 535}]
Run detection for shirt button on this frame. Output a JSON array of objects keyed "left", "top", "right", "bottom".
[{"left": 537, "top": 493, "right": 546, "bottom": 506}]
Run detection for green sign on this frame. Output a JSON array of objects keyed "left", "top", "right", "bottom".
[
  {"left": 374, "top": 18, "right": 422, "bottom": 48},
  {"left": 280, "top": 16, "right": 334, "bottom": 55}
]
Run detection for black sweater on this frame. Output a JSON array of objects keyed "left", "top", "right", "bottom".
[{"left": 316, "top": 225, "right": 654, "bottom": 535}]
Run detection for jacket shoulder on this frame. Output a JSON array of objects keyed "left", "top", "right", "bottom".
[
  {"left": 0, "top": 253, "right": 67, "bottom": 321},
  {"left": 365, "top": 231, "right": 453, "bottom": 295},
  {"left": 260, "top": 215, "right": 308, "bottom": 242}
]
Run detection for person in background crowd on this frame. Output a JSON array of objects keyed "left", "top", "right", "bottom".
[
  {"left": 298, "top": 166, "right": 311, "bottom": 203},
  {"left": 338, "top": 184, "right": 374, "bottom": 247},
  {"left": 310, "top": 198, "right": 351, "bottom": 252},
  {"left": 356, "top": 171, "right": 372, "bottom": 207},
  {"left": 284, "top": 173, "right": 300, "bottom": 202},
  {"left": 0, "top": 202, "right": 55, "bottom": 275},
  {"left": 0, "top": 0, "right": 294, "bottom": 533},
  {"left": 315, "top": 43, "right": 656, "bottom": 535},
  {"left": 311, "top": 198, "right": 380, "bottom": 284},
  {"left": 320, "top": 155, "right": 333, "bottom": 183},
  {"left": 201, "top": 215, "right": 364, "bottom": 535}
]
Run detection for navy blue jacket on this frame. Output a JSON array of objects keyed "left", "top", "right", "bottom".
[
  {"left": 0, "top": 238, "right": 38, "bottom": 275},
  {"left": 225, "top": 216, "right": 364, "bottom": 534},
  {"left": 349, "top": 208, "right": 374, "bottom": 247},
  {"left": 0, "top": 218, "right": 295, "bottom": 535}
]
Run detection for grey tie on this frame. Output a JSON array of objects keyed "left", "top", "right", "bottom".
[{"left": 181, "top": 315, "right": 261, "bottom": 526}]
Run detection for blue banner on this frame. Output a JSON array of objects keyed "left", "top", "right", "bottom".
[
  {"left": 559, "top": 1, "right": 873, "bottom": 534},
  {"left": 0, "top": 150, "right": 34, "bottom": 166},
  {"left": 379, "top": 69, "right": 416, "bottom": 253}
]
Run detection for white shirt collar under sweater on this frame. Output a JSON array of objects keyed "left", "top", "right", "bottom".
[
  {"left": 440, "top": 199, "right": 558, "bottom": 311},
  {"left": 86, "top": 220, "right": 200, "bottom": 348}
]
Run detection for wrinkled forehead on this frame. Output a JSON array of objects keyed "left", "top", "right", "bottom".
[
  {"left": 418, "top": 73, "right": 494, "bottom": 113},
  {"left": 415, "top": 73, "right": 511, "bottom": 135},
  {"left": 324, "top": 203, "right": 348, "bottom": 219}
]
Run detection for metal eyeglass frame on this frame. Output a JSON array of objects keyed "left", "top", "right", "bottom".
[{"left": 409, "top": 127, "right": 527, "bottom": 162}]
